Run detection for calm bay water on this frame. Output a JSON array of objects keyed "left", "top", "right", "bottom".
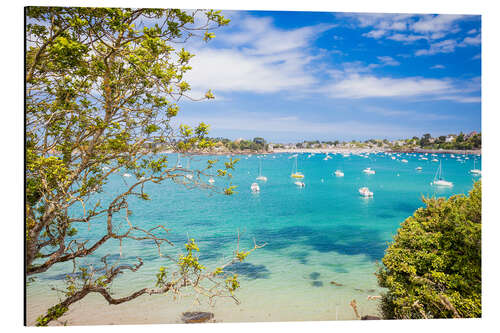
[{"left": 27, "top": 151, "right": 481, "bottom": 324}]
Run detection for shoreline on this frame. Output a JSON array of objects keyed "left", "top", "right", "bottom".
[{"left": 155, "top": 147, "right": 481, "bottom": 156}]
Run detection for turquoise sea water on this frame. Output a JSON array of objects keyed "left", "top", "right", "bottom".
[{"left": 27, "top": 151, "right": 481, "bottom": 323}]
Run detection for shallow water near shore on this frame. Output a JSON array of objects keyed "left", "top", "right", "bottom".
[{"left": 26, "top": 152, "right": 481, "bottom": 325}]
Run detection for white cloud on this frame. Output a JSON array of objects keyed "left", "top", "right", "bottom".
[
  {"left": 377, "top": 56, "right": 400, "bottom": 66},
  {"left": 459, "top": 34, "right": 481, "bottom": 47},
  {"left": 431, "top": 64, "right": 446, "bottom": 69},
  {"left": 185, "top": 48, "right": 317, "bottom": 93},
  {"left": 416, "top": 33, "right": 480, "bottom": 56},
  {"left": 438, "top": 95, "right": 481, "bottom": 103},
  {"left": 218, "top": 16, "right": 334, "bottom": 56},
  {"left": 362, "top": 29, "right": 386, "bottom": 39},
  {"left": 184, "top": 15, "right": 334, "bottom": 95},
  {"left": 323, "top": 74, "right": 454, "bottom": 99},
  {"left": 346, "top": 13, "right": 466, "bottom": 39},
  {"left": 472, "top": 53, "right": 481, "bottom": 60},
  {"left": 347, "top": 13, "right": 481, "bottom": 55},
  {"left": 322, "top": 73, "right": 480, "bottom": 104},
  {"left": 430, "top": 32, "right": 446, "bottom": 40},
  {"left": 415, "top": 39, "right": 458, "bottom": 56},
  {"left": 325, "top": 57, "right": 399, "bottom": 78},
  {"left": 411, "top": 14, "right": 465, "bottom": 33},
  {"left": 347, "top": 13, "right": 413, "bottom": 29},
  {"left": 387, "top": 33, "right": 427, "bottom": 43}
]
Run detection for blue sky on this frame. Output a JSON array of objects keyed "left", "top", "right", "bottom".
[{"left": 175, "top": 10, "right": 481, "bottom": 142}]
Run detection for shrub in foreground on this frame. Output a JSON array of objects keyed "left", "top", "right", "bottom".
[{"left": 377, "top": 181, "right": 481, "bottom": 319}]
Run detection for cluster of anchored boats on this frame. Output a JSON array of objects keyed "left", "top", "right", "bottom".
[
  {"left": 248, "top": 151, "right": 482, "bottom": 196},
  {"left": 111, "top": 152, "right": 481, "bottom": 195}
]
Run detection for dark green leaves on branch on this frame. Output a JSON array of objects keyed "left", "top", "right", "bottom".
[{"left": 377, "top": 181, "right": 482, "bottom": 319}]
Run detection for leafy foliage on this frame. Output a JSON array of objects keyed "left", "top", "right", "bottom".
[
  {"left": 25, "top": 7, "right": 265, "bottom": 325},
  {"left": 377, "top": 181, "right": 481, "bottom": 319}
]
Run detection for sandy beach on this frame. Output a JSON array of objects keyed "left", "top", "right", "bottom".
[{"left": 26, "top": 281, "right": 380, "bottom": 326}]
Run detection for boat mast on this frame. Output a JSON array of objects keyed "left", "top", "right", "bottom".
[{"left": 433, "top": 162, "right": 440, "bottom": 182}]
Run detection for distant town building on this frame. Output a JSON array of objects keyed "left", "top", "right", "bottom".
[
  {"left": 445, "top": 135, "right": 456, "bottom": 143},
  {"left": 465, "top": 131, "right": 478, "bottom": 139}
]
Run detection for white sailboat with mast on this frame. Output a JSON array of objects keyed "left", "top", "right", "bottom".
[
  {"left": 256, "top": 158, "right": 267, "bottom": 181},
  {"left": 176, "top": 153, "right": 182, "bottom": 168},
  {"left": 290, "top": 154, "right": 304, "bottom": 179},
  {"left": 470, "top": 159, "right": 481, "bottom": 175},
  {"left": 432, "top": 161, "right": 453, "bottom": 187},
  {"left": 186, "top": 157, "right": 193, "bottom": 180}
]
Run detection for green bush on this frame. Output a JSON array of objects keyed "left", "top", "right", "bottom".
[{"left": 377, "top": 181, "right": 481, "bottom": 319}]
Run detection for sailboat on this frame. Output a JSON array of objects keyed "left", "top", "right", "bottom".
[
  {"left": 290, "top": 154, "right": 304, "bottom": 179},
  {"left": 470, "top": 159, "right": 481, "bottom": 175},
  {"left": 176, "top": 153, "right": 182, "bottom": 168},
  {"left": 186, "top": 157, "right": 193, "bottom": 180},
  {"left": 432, "top": 161, "right": 453, "bottom": 186},
  {"left": 256, "top": 158, "right": 267, "bottom": 181}
]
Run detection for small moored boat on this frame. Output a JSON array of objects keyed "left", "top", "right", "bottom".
[
  {"left": 251, "top": 182, "right": 260, "bottom": 192},
  {"left": 359, "top": 187, "right": 373, "bottom": 197},
  {"left": 363, "top": 167, "right": 376, "bottom": 174},
  {"left": 334, "top": 170, "right": 344, "bottom": 177}
]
